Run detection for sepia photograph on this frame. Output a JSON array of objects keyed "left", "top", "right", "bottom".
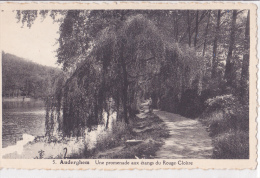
[{"left": 0, "top": 3, "right": 257, "bottom": 170}]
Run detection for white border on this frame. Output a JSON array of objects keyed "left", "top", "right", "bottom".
[{"left": 0, "top": 1, "right": 259, "bottom": 177}]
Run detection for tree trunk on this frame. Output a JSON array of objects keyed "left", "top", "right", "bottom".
[
  {"left": 120, "top": 40, "right": 129, "bottom": 124},
  {"left": 225, "top": 10, "right": 238, "bottom": 87},
  {"left": 240, "top": 11, "right": 250, "bottom": 100},
  {"left": 106, "top": 107, "right": 110, "bottom": 129},
  {"left": 118, "top": 11, "right": 129, "bottom": 124},
  {"left": 187, "top": 10, "right": 191, "bottom": 47},
  {"left": 203, "top": 11, "right": 211, "bottom": 56},
  {"left": 174, "top": 11, "right": 179, "bottom": 41},
  {"left": 211, "top": 10, "right": 221, "bottom": 78},
  {"left": 93, "top": 91, "right": 99, "bottom": 125},
  {"left": 194, "top": 10, "right": 199, "bottom": 48}
]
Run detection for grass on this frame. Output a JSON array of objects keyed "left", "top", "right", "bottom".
[
  {"left": 30, "top": 111, "right": 169, "bottom": 159},
  {"left": 82, "top": 113, "right": 170, "bottom": 159},
  {"left": 213, "top": 129, "right": 249, "bottom": 159},
  {"left": 200, "top": 109, "right": 249, "bottom": 159}
]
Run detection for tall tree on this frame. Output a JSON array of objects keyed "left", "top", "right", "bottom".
[
  {"left": 194, "top": 10, "right": 199, "bottom": 47},
  {"left": 14, "top": 10, "right": 248, "bottom": 137},
  {"left": 240, "top": 11, "right": 250, "bottom": 99},
  {"left": 211, "top": 10, "right": 221, "bottom": 78},
  {"left": 225, "top": 10, "right": 238, "bottom": 86},
  {"left": 202, "top": 11, "right": 211, "bottom": 56},
  {"left": 174, "top": 11, "right": 179, "bottom": 41},
  {"left": 119, "top": 38, "right": 129, "bottom": 124},
  {"left": 187, "top": 10, "right": 191, "bottom": 47}
]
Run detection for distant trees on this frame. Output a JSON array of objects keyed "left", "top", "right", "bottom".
[{"left": 2, "top": 52, "right": 60, "bottom": 99}]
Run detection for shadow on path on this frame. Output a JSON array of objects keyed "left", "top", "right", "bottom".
[{"left": 153, "top": 110, "right": 213, "bottom": 159}]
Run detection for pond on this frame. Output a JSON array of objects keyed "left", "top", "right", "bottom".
[
  {"left": 2, "top": 97, "right": 117, "bottom": 158},
  {"left": 2, "top": 98, "right": 46, "bottom": 148}
]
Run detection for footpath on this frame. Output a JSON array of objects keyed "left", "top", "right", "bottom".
[{"left": 153, "top": 110, "right": 213, "bottom": 159}]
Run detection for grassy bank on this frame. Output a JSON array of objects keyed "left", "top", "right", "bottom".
[
  {"left": 199, "top": 95, "right": 249, "bottom": 159},
  {"left": 81, "top": 113, "right": 169, "bottom": 159},
  {"left": 5, "top": 111, "right": 168, "bottom": 159}
]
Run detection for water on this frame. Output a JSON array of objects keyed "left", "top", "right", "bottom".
[
  {"left": 85, "top": 111, "right": 117, "bottom": 149},
  {"left": 2, "top": 97, "right": 117, "bottom": 158},
  {"left": 2, "top": 98, "right": 46, "bottom": 148}
]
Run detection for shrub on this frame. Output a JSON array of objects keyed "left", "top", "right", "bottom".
[
  {"left": 200, "top": 94, "right": 249, "bottom": 159},
  {"left": 205, "top": 94, "right": 248, "bottom": 129},
  {"left": 93, "top": 121, "right": 131, "bottom": 152},
  {"left": 201, "top": 111, "right": 229, "bottom": 137},
  {"left": 206, "top": 94, "right": 239, "bottom": 116},
  {"left": 213, "top": 130, "right": 249, "bottom": 159},
  {"left": 82, "top": 113, "right": 169, "bottom": 159}
]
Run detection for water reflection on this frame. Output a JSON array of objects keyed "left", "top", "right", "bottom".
[
  {"left": 2, "top": 98, "right": 46, "bottom": 148},
  {"left": 2, "top": 97, "right": 117, "bottom": 158},
  {"left": 85, "top": 111, "right": 117, "bottom": 149}
]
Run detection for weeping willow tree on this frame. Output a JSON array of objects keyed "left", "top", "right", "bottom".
[
  {"left": 44, "top": 13, "right": 205, "bottom": 137},
  {"left": 59, "top": 14, "right": 165, "bottom": 136},
  {"left": 45, "top": 73, "right": 67, "bottom": 138},
  {"left": 148, "top": 42, "right": 205, "bottom": 116}
]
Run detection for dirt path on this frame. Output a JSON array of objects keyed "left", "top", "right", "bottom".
[{"left": 153, "top": 110, "right": 213, "bottom": 159}]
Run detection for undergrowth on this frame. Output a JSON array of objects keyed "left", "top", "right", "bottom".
[
  {"left": 83, "top": 113, "right": 169, "bottom": 159},
  {"left": 200, "top": 94, "right": 249, "bottom": 159}
]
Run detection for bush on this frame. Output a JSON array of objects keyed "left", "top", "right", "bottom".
[
  {"left": 201, "top": 111, "right": 228, "bottom": 137},
  {"left": 204, "top": 94, "right": 248, "bottom": 131},
  {"left": 82, "top": 113, "right": 169, "bottom": 159},
  {"left": 206, "top": 94, "right": 238, "bottom": 115},
  {"left": 95, "top": 121, "right": 131, "bottom": 151},
  {"left": 200, "top": 94, "right": 249, "bottom": 159},
  {"left": 213, "top": 130, "right": 249, "bottom": 159}
]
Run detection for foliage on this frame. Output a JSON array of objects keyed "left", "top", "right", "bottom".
[
  {"left": 83, "top": 113, "right": 169, "bottom": 159},
  {"left": 213, "top": 130, "right": 249, "bottom": 159},
  {"left": 45, "top": 73, "right": 67, "bottom": 138},
  {"left": 200, "top": 94, "right": 249, "bottom": 158},
  {"left": 15, "top": 10, "right": 250, "bottom": 160},
  {"left": 206, "top": 95, "right": 237, "bottom": 114},
  {"left": 2, "top": 52, "right": 61, "bottom": 99},
  {"left": 94, "top": 121, "right": 131, "bottom": 152}
]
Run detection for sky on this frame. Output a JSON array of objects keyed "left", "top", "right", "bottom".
[{"left": 1, "top": 11, "right": 60, "bottom": 67}]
